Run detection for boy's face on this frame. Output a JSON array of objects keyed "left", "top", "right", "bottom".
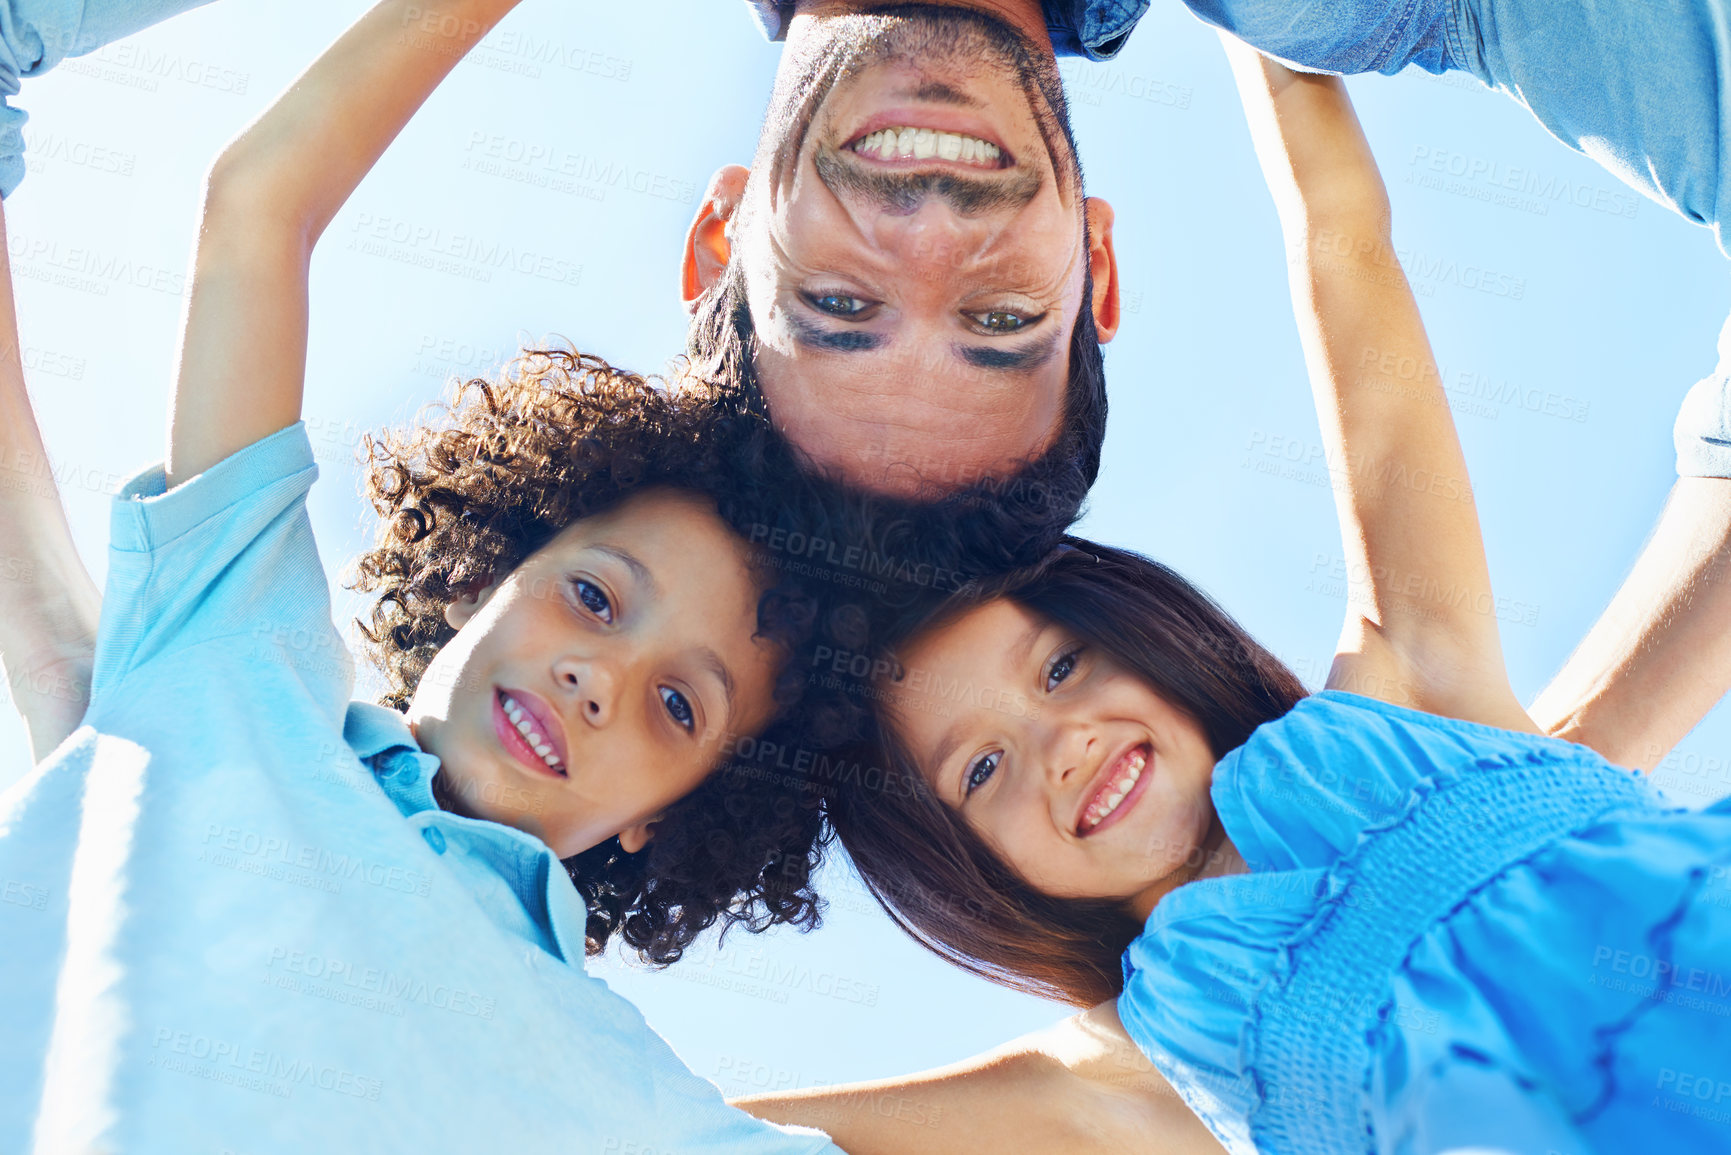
[{"left": 405, "top": 488, "right": 782, "bottom": 859}]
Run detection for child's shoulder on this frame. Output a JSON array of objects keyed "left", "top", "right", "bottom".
[{"left": 93, "top": 422, "right": 349, "bottom": 710}]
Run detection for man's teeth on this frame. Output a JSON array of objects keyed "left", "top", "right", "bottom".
[
  {"left": 1082, "top": 749, "right": 1147, "bottom": 832},
  {"left": 501, "top": 693, "right": 563, "bottom": 771},
  {"left": 852, "top": 127, "right": 1002, "bottom": 165}
]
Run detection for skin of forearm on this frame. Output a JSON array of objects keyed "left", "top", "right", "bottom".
[
  {"left": 1530, "top": 477, "right": 1731, "bottom": 769},
  {"left": 0, "top": 199, "right": 101, "bottom": 759},
  {"left": 169, "top": 0, "right": 521, "bottom": 485},
  {"left": 733, "top": 1006, "right": 1221, "bottom": 1155},
  {"left": 212, "top": 0, "right": 521, "bottom": 239},
  {"left": 1228, "top": 40, "right": 1527, "bottom": 726}
]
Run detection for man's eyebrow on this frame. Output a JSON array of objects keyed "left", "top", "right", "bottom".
[
  {"left": 956, "top": 330, "right": 1061, "bottom": 372},
  {"left": 590, "top": 544, "right": 659, "bottom": 596},
  {"left": 785, "top": 309, "right": 885, "bottom": 352},
  {"left": 698, "top": 646, "right": 737, "bottom": 731}
]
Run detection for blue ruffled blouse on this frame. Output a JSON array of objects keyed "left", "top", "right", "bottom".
[{"left": 1118, "top": 691, "right": 1731, "bottom": 1155}]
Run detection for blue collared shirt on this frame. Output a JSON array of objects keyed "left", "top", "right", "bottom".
[
  {"left": 742, "top": 0, "right": 1151, "bottom": 61},
  {"left": 0, "top": 423, "right": 836, "bottom": 1154}
]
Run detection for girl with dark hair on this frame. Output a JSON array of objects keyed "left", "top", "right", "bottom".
[{"left": 736, "top": 41, "right": 1731, "bottom": 1155}]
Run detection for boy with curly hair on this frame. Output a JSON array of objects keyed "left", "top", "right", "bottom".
[{"left": 0, "top": 1, "right": 861, "bottom": 1149}]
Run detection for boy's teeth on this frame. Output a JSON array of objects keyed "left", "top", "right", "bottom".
[
  {"left": 502, "top": 693, "right": 563, "bottom": 770},
  {"left": 852, "top": 127, "right": 1003, "bottom": 165}
]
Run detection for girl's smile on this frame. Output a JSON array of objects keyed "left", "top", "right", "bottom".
[
  {"left": 1076, "top": 741, "right": 1152, "bottom": 836},
  {"left": 885, "top": 596, "right": 1227, "bottom": 918}
]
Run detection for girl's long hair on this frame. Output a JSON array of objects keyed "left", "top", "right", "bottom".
[{"left": 829, "top": 539, "right": 1308, "bottom": 1006}]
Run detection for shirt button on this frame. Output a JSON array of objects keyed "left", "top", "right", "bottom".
[{"left": 422, "top": 827, "right": 447, "bottom": 855}]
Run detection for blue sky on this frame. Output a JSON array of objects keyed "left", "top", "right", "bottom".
[{"left": 2, "top": 0, "right": 1727, "bottom": 1099}]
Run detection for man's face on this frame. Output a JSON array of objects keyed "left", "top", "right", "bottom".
[{"left": 688, "top": 5, "right": 1118, "bottom": 496}]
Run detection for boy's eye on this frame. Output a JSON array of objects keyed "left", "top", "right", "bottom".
[
  {"left": 1045, "top": 646, "right": 1082, "bottom": 692},
  {"left": 659, "top": 686, "right": 695, "bottom": 732},
  {"left": 809, "top": 293, "right": 871, "bottom": 317},
  {"left": 964, "top": 750, "right": 1000, "bottom": 796},
  {"left": 573, "top": 579, "right": 613, "bottom": 623}
]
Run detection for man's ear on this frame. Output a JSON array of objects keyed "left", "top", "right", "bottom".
[
  {"left": 1084, "top": 197, "right": 1121, "bottom": 343},
  {"left": 681, "top": 165, "right": 750, "bottom": 314},
  {"left": 443, "top": 579, "right": 500, "bottom": 630},
  {"left": 618, "top": 814, "right": 662, "bottom": 856}
]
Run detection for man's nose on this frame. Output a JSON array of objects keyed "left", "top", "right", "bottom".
[
  {"left": 553, "top": 654, "right": 618, "bottom": 728},
  {"left": 871, "top": 197, "right": 995, "bottom": 269}
]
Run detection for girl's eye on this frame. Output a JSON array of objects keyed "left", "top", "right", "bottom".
[
  {"left": 659, "top": 686, "right": 695, "bottom": 733},
  {"left": 964, "top": 750, "right": 1001, "bottom": 796},
  {"left": 1045, "top": 646, "right": 1082, "bottom": 692},
  {"left": 810, "top": 293, "right": 871, "bottom": 317},
  {"left": 573, "top": 579, "right": 613, "bottom": 624},
  {"left": 969, "top": 309, "right": 1041, "bottom": 333}
]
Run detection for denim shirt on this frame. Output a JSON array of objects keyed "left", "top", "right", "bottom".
[
  {"left": 1181, "top": 0, "right": 1731, "bottom": 257},
  {"left": 743, "top": 0, "right": 1151, "bottom": 60},
  {"left": 0, "top": 424, "right": 836, "bottom": 1154}
]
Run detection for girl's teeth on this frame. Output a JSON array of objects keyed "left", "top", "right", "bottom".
[{"left": 1083, "top": 751, "right": 1148, "bottom": 831}]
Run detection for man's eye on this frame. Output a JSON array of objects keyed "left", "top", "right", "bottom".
[
  {"left": 969, "top": 309, "right": 1039, "bottom": 333},
  {"left": 964, "top": 750, "right": 1000, "bottom": 795},
  {"left": 572, "top": 579, "right": 613, "bottom": 623},
  {"left": 1046, "top": 647, "right": 1082, "bottom": 692},
  {"left": 660, "top": 686, "right": 695, "bottom": 732},
  {"left": 810, "top": 293, "right": 871, "bottom": 317}
]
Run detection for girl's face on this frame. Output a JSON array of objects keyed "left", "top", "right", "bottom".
[
  {"left": 886, "top": 597, "right": 1231, "bottom": 921},
  {"left": 406, "top": 488, "right": 782, "bottom": 859}
]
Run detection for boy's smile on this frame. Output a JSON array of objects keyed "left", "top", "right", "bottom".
[
  {"left": 493, "top": 688, "right": 568, "bottom": 776},
  {"left": 405, "top": 488, "right": 783, "bottom": 859}
]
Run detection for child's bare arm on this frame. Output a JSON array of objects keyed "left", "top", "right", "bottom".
[
  {"left": 167, "top": 0, "right": 521, "bottom": 487},
  {"left": 1224, "top": 39, "right": 1533, "bottom": 732},
  {"left": 731, "top": 1003, "right": 1222, "bottom": 1155},
  {"left": 0, "top": 197, "right": 101, "bottom": 760}
]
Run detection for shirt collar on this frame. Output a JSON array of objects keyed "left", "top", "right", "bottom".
[{"left": 340, "top": 701, "right": 591, "bottom": 965}]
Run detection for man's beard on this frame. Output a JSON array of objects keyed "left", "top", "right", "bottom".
[{"left": 754, "top": 4, "right": 1084, "bottom": 205}]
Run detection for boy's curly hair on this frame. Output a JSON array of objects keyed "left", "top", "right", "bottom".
[{"left": 347, "top": 347, "right": 871, "bottom": 966}]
